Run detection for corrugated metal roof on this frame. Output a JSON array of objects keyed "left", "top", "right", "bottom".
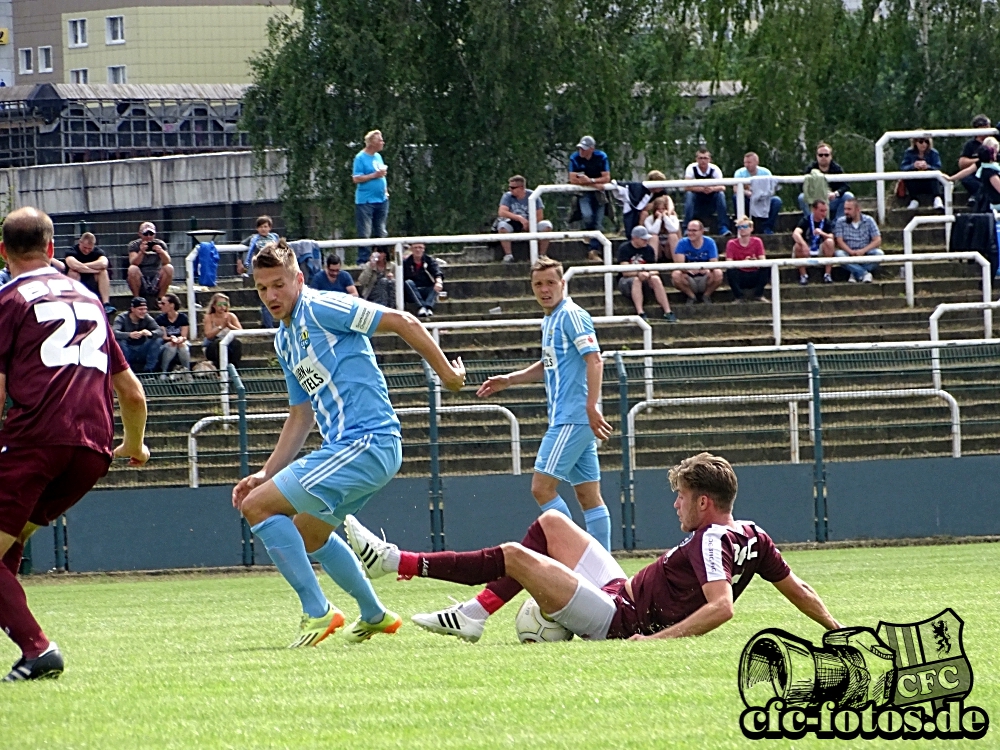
[{"left": 0, "top": 83, "right": 250, "bottom": 102}]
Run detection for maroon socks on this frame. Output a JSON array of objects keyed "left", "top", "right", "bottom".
[
  {"left": 0, "top": 565, "right": 48, "bottom": 659},
  {"left": 477, "top": 518, "right": 549, "bottom": 613},
  {"left": 398, "top": 546, "right": 506, "bottom": 585}
]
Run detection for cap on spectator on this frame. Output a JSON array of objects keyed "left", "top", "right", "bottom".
[
  {"left": 577, "top": 135, "right": 596, "bottom": 150},
  {"left": 631, "top": 226, "right": 652, "bottom": 240},
  {"left": 139, "top": 221, "right": 156, "bottom": 234},
  {"left": 130, "top": 297, "right": 147, "bottom": 308}
]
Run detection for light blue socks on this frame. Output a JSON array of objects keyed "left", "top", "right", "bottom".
[
  {"left": 583, "top": 505, "right": 612, "bottom": 551},
  {"left": 251, "top": 516, "right": 328, "bottom": 618},
  {"left": 539, "top": 495, "right": 572, "bottom": 518},
  {"left": 310, "top": 532, "right": 385, "bottom": 623}
]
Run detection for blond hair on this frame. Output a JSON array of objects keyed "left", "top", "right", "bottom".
[
  {"left": 80, "top": 231, "right": 96, "bottom": 244},
  {"left": 364, "top": 129, "right": 382, "bottom": 147},
  {"left": 736, "top": 215, "right": 754, "bottom": 228},
  {"left": 530, "top": 256, "right": 563, "bottom": 279},
  {"left": 252, "top": 237, "right": 299, "bottom": 274},
  {"left": 207, "top": 293, "right": 231, "bottom": 315},
  {"left": 646, "top": 169, "right": 666, "bottom": 181},
  {"left": 668, "top": 453, "right": 738, "bottom": 512}
]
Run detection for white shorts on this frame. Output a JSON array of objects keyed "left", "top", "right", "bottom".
[{"left": 549, "top": 540, "right": 627, "bottom": 641}]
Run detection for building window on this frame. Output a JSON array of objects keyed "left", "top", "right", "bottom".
[
  {"left": 107, "top": 65, "right": 127, "bottom": 84},
  {"left": 38, "top": 47, "right": 53, "bottom": 73},
  {"left": 106, "top": 16, "right": 124, "bottom": 45},
  {"left": 18, "top": 48, "right": 32, "bottom": 74},
  {"left": 68, "top": 19, "right": 88, "bottom": 48},
  {"left": 70, "top": 69, "right": 89, "bottom": 84}
]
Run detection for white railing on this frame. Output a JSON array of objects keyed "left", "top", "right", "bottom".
[
  {"left": 564, "top": 252, "right": 992, "bottom": 341},
  {"left": 902, "top": 215, "right": 956, "bottom": 305},
  {"left": 928, "top": 302, "right": 1000, "bottom": 389},
  {"left": 188, "top": 412, "right": 288, "bottom": 487},
  {"left": 875, "top": 128, "right": 998, "bottom": 223},
  {"left": 184, "top": 244, "right": 245, "bottom": 340}
]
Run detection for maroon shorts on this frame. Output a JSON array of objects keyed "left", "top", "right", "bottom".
[
  {"left": 601, "top": 578, "right": 642, "bottom": 640},
  {"left": 0, "top": 445, "right": 110, "bottom": 537}
]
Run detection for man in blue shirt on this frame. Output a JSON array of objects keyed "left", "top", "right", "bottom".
[
  {"left": 670, "top": 220, "right": 722, "bottom": 304},
  {"left": 309, "top": 254, "right": 358, "bottom": 295},
  {"left": 352, "top": 129, "right": 389, "bottom": 265},
  {"left": 733, "top": 152, "right": 783, "bottom": 234},
  {"left": 233, "top": 239, "right": 465, "bottom": 647},
  {"left": 568, "top": 136, "right": 611, "bottom": 255}
]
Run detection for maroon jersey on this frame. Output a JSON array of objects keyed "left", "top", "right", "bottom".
[
  {"left": 0, "top": 267, "right": 129, "bottom": 458},
  {"left": 612, "top": 521, "right": 790, "bottom": 637}
]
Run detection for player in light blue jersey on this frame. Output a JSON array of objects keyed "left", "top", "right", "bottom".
[
  {"left": 233, "top": 240, "right": 465, "bottom": 647},
  {"left": 404, "top": 256, "right": 613, "bottom": 642}
]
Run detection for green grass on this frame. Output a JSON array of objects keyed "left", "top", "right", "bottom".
[{"left": 3, "top": 544, "right": 999, "bottom": 749}]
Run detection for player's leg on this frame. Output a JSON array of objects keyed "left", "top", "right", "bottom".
[
  {"left": 531, "top": 424, "right": 577, "bottom": 518},
  {"left": 565, "top": 426, "right": 611, "bottom": 551},
  {"left": 2, "top": 522, "right": 39, "bottom": 576}
]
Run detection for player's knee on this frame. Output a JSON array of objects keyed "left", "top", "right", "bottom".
[
  {"left": 539, "top": 509, "right": 572, "bottom": 528},
  {"left": 500, "top": 542, "right": 530, "bottom": 571},
  {"left": 240, "top": 490, "right": 271, "bottom": 526}
]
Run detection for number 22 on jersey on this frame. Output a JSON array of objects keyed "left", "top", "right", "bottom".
[{"left": 19, "top": 277, "right": 108, "bottom": 373}]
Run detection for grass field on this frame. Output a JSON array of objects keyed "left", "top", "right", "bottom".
[{"left": 2, "top": 543, "right": 999, "bottom": 749}]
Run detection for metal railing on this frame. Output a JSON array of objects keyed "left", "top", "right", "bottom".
[
  {"left": 902, "top": 215, "right": 956, "bottom": 305},
  {"left": 928, "top": 301, "right": 1000, "bottom": 388}
]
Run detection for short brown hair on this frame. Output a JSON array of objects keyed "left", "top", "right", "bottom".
[
  {"left": 816, "top": 141, "right": 832, "bottom": 153},
  {"left": 530, "top": 256, "right": 563, "bottom": 279},
  {"left": 255, "top": 215, "right": 273, "bottom": 228},
  {"left": 252, "top": 237, "right": 298, "bottom": 273},
  {"left": 744, "top": 151, "right": 759, "bottom": 160},
  {"left": 696, "top": 147, "right": 711, "bottom": 157},
  {"left": 668, "top": 452, "right": 738, "bottom": 512},
  {"left": 2, "top": 207, "right": 54, "bottom": 257},
  {"left": 508, "top": 175, "right": 526, "bottom": 187},
  {"left": 80, "top": 231, "right": 96, "bottom": 244}
]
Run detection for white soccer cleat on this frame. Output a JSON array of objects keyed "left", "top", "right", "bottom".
[
  {"left": 344, "top": 514, "right": 397, "bottom": 580},
  {"left": 412, "top": 603, "right": 486, "bottom": 643}
]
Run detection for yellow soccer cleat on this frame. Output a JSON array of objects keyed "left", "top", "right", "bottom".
[
  {"left": 343, "top": 610, "right": 403, "bottom": 644},
  {"left": 288, "top": 604, "right": 345, "bottom": 648}
]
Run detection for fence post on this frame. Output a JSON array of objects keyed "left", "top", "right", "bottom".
[
  {"left": 807, "top": 343, "right": 827, "bottom": 543},
  {"left": 229, "top": 364, "right": 254, "bottom": 566},
  {"left": 423, "top": 361, "right": 445, "bottom": 551},
  {"left": 615, "top": 353, "right": 635, "bottom": 551},
  {"left": 20, "top": 537, "right": 32, "bottom": 575},
  {"left": 53, "top": 515, "right": 67, "bottom": 571}
]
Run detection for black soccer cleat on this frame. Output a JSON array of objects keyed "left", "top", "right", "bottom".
[{"left": 4, "top": 642, "right": 64, "bottom": 682}]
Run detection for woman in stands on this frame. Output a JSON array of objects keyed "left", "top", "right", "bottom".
[
  {"left": 900, "top": 137, "right": 944, "bottom": 211},
  {"left": 202, "top": 292, "right": 243, "bottom": 369},
  {"left": 358, "top": 249, "right": 396, "bottom": 307},
  {"left": 724, "top": 216, "right": 769, "bottom": 303},
  {"left": 642, "top": 195, "right": 681, "bottom": 262}
]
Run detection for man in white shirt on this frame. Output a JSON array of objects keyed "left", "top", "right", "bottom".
[
  {"left": 683, "top": 148, "right": 730, "bottom": 236},
  {"left": 733, "top": 152, "right": 783, "bottom": 234}
]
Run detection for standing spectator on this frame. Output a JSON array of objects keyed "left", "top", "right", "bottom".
[
  {"left": 792, "top": 200, "right": 836, "bottom": 285},
  {"left": 568, "top": 135, "right": 611, "bottom": 257},
  {"left": 238, "top": 215, "right": 279, "bottom": 275},
  {"left": 670, "top": 220, "right": 723, "bottom": 304},
  {"left": 113, "top": 297, "right": 164, "bottom": 373},
  {"left": 733, "top": 152, "right": 782, "bottom": 234},
  {"left": 642, "top": 195, "right": 681, "bottom": 261},
  {"left": 155, "top": 293, "right": 191, "bottom": 373},
  {"left": 900, "top": 137, "right": 944, "bottom": 210},
  {"left": 353, "top": 129, "right": 389, "bottom": 265},
  {"left": 834, "top": 195, "right": 883, "bottom": 283},
  {"left": 957, "top": 114, "right": 992, "bottom": 206},
  {"left": 615, "top": 226, "right": 676, "bottom": 321},
  {"left": 202, "top": 293, "right": 243, "bottom": 369},
  {"left": 309, "top": 254, "right": 358, "bottom": 295},
  {"left": 725, "top": 217, "right": 769, "bottom": 302},
  {"left": 682, "top": 148, "right": 730, "bottom": 236},
  {"left": 798, "top": 143, "right": 850, "bottom": 221},
  {"left": 126, "top": 222, "right": 174, "bottom": 300},
  {"left": 64, "top": 232, "right": 114, "bottom": 313},
  {"left": 403, "top": 242, "right": 444, "bottom": 317},
  {"left": 951, "top": 138, "right": 1000, "bottom": 212},
  {"left": 357, "top": 248, "right": 396, "bottom": 307},
  {"left": 495, "top": 175, "right": 553, "bottom": 263}
]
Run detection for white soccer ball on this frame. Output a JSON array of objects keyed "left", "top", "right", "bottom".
[{"left": 515, "top": 597, "right": 574, "bottom": 643}]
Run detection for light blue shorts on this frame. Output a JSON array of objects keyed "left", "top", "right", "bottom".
[
  {"left": 534, "top": 423, "right": 600, "bottom": 486},
  {"left": 273, "top": 433, "right": 402, "bottom": 525}
]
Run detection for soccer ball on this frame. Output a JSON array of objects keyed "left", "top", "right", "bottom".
[{"left": 514, "top": 597, "right": 574, "bottom": 643}]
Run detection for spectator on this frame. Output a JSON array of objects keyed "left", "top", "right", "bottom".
[
  {"left": 951, "top": 138, "right": 1000, "bottom": 212},
  {"left": 617, "top": 169, "right": 669, "bottom": 240},
  {"left": 642, "top": 195, "right": 680, "bottom": 261},
  {"left": 798, "top": 143, "right": 850, "bottom": 221},
  {"left": 202, "top": 293, "right": 243, "bottom": 370},
  {"left": 834, "top": 195, "right": 883, "bottom": 283},
  {"left": 792, "top": 199, "right": 836, "bottom": 285},
  {"left": 495, "top": 175, "right": 553, "bottom": 263},
  {"left": 733, "top": 152, "right": 782, "bottom": 234},
  {"left": 65, "top": 232, "right": 114, "bottom": 313},
  {"left": 957, "top": 114, "right": 992, "bottom": 206},
  {"left": 725, "top": 217, "right": 769, "bottom": 302},
  {"left": 353, "top": 129, "right": 389, "bottom": 265},
  {"left": 127, "top": 222, "right": 174, "bottom": 300},
  {"left": 155, "top": 293, "right": 191, "bottom": 374},
  {"left": 615, "top": 226, "right": 676, "bottom": 321},
  {"left": 403, "top": 242, "right": 444, "bottom": 318},
  {"left": 0, "top": 266, "right": 8, "bottom": 285},
  {"left": 670, "top": 220, "right": 723, "bottom": 304},
  {"left": 683, "top": 148, "right": 731, "bottom": 236},
  {"left": 900, "top": 137, "right": 944, "bottom": 210},
  {"left": 238, "top": 215, "right": 279, "bottom": 275},
  {"left": 357, "top": 248, "right": 396, "bottom": 307},
  {"left": 568, "top": 135, "right": 611, "bottom": 256},
  {"left": 113, "top": 297, "right": 164, "bottom": 373},
  {"left": 309, "top": 254, "right": 359, "bottom": 295}
]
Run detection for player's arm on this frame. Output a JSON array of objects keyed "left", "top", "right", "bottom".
[
  {"left": 584, "top": 351, "right": 612, "bottom": 440},
  {"left": 631, "top": 580, "right": 734, "bottom": 640},
  {"left": 772, "top": 572, "right": 841, "bottom": 630},
  {"left": 111, "top": 368, "right": 150, "bottom": 466},
  {"left": 261, "top": 402, "right": 316, "bottom": 477},
  {"left": 476, "top": 359, "right": 544, "bottom": 398},
  {"left": 377, "top": 308, "right": 466, "bottom": 392}
]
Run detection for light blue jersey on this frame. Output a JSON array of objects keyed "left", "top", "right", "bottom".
[
  {"left": 274, "top": 287, "right": 400, "bottom": 445},
  {"left": 541, "top": 298, "right": 600, "bottom": 426}
]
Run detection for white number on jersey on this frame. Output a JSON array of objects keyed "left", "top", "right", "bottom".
[{"left": 35, "top": 300, "right": 108, "bottom": 372}]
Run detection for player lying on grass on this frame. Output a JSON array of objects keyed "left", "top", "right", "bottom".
[
  {"left": 232, "top": 239, "right": 465, "bottom": 647},
  {"left": 0, "top": 207, "right": 149, "bottom": 681},
  {"left": 346, "top": 452, "right": 840, "bottom": 642}
]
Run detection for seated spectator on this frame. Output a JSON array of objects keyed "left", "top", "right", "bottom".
[
  {"left": 203, "top": 293, "right": 243, "bottom": 370},
  {"left": 950, "top": 138, "right": 1000, "bottom": 213},
  {"left": 127, "top": 222, "right": 174, "bottom": 300},
  {"left": 792, "top": 200, "right": 836, "bottom": 285},
  {"left": 683, "top": 148, "right": 730, "bottom": 236},
  {"left": 642, "top": 195, "right": 680, "bottom": 261},
  {"left": 733, "top": 152, "right": 782, "bottom": 234},
  {"left": 156, "top": 293, "right": 191, "bottom": 374},
  {"left": 615, "top": 169, "right": 669, "bottom": 240},
  {"left": 495, "top": 175, "right": 553, "bottom": 263},
  {"left": 797, "top": 143, "right": 850, "bottom": 221},
  {"left": 900, "top": 137, "right": 944, "bottom": 210},
  {"left": 725, "top": 217, "right": 769, "bottom": 302},
  {"left": 568, "top": 136, "right": 611, "bottom": 256},
  {"left": 402, "top": 242, "right": 444, "bottom": 318},
  {"left": 113, "top": 297, "right": 164, "bottom": 373},
  {"left": 238, "top": 215, "right": 279, "bottom": 275},
  {"left": 357, "top": 248, "right": 396, "bottom": 307},
  {"left": 957, "top": 114, "right": 992, "bottom": 206},
  {"left": 310, "top": 254, "right": 359, "bottom": 295},
  {"left": 616, "top": 226, "right": 676, "bottom": 321},
  {"left": 670, "top": 220, "right": 723, "bottom": 304},
  {"left": 65, "top": 232, "right": 114, "bottom": 313},
  {"left": 834, "top": 195, "right": 883, "bottom": 283}
]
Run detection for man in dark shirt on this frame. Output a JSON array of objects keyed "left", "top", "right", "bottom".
[
  {"left": 798, "top": 142, "right": 851, "bottom": 221},
  {"left": 568, "top": 135, "right": 611, "bottom": 255},
  {"left": 957, "top": 114, "right": 993, "bottom": 205},
  {"left": 126, "top": 222, "right": 174, "bottom": 299},
  {"left": 345, "top": 452, "right": 841, "bottom": 642},
  {"left": 402, "top": 243, "right": 444, "bottom": 317},
  {"left": 64, "top": 232, "right": 113, "bottom": 313},
  {"left": 616, "top": 226, "right": 675, "bottom": 321},
  {"left": 309, "top": 255, "right": 359, "bottom": 296},
  {"left": 113, "top": 297, "right": 164, "bottom": 373},
  {"left": 792, "top": 200, "right": 836, "bottom": 285}
]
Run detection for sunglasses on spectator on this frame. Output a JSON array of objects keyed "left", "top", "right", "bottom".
[
  {"left": 142, "top": 230, "right": 155, "bottom": 236},
  {"left": 817, "top": 152, "right": 831, "bottom": 157},
  {"left": 737, "top": 223, "right": 751, "bottom": 229},
  {"left": 915, "top": 139, "right": 929, "bottom": 144}
]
